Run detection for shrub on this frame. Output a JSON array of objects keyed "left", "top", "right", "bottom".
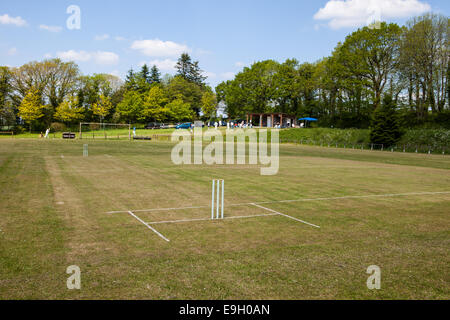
[{"left": 50, "top": 122, "right": 67, "bottom": 132}]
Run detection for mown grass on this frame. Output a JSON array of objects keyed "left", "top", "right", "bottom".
[{"left": 0, "top": 139, "right": 449, "bottom": 299}]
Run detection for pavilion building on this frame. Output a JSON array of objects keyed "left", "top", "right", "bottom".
[{"left": 246, "top": 113, "right": 298, "bottom": 128}]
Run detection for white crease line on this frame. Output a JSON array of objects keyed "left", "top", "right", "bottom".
[
  {"left": 108, "top": 205, "right": 209, "bottom": 214},
  {"left": 147, "top": 213, "right": 278, "bottom": 225},
  {"left": 127, "top": 211, "right": 170, "bottom": 242},
  {"left": 251, "top": 203, "right": 321, "bottom": 229},
  {"left": 106, "top": 191, "right": 450, "bottom": 214}
]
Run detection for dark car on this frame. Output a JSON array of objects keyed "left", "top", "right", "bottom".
[{"left": 145, "top": 122, "right": 164, "bottom": 129}]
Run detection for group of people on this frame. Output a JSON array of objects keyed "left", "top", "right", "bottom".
[{"left": 205, "top": 121, "right": 254, "bottom": 129}]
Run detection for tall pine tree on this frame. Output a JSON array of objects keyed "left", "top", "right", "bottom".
[
  {"left": 140, "top": 64, "right": 151, "bottom": 84},
  {"left": 150, "top": 65, "right": 161, "bottom": 84},
  {"left": 370, "top": 94, "right": 403, "bottom": 147},
  {"left": 175, "top": 53, "right": 206, "bottom": 85}
]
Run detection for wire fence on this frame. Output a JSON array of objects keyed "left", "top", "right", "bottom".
[{"left": 280, "top": 138, "right": 449, "bottom": 155}]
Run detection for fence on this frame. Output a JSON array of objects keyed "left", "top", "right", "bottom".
[{"left": 280, "top": 138, "right": 448, "bottom": 155}]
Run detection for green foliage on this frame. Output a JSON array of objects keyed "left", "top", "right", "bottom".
[
  {"left": 150, "top": 65, "right": 161, "bottom": 84},
  {"left": 54, "top": 96, "right": 84, "bottom": 123},
  {"left": 116, "top": 91, "right": 143, "bottom": 123},
  {"left": 92, "top": 94, "right": 113, "bottom": 122},
  {"left": 175, "top": 53, "right": 206, "bottom": 85},
  {"left": 18, "top": 88, "right": 45, "bottom": 130},
  {"left": 370, "top": 95, "right": 403, "bottom": 146},
  {"left": 142, "top": 85, "right": 169, "bottom": 122},
  {"left": 280, "top": 128, "right": 370, "bottom": 145},
  {"left": 201, "top": 88, "right": 217, "bottom": 120},
  {"left": 167, "top": 75, "right": 203, "bottom": 116},
  {"left": 167, "top": 96, "right": 193, "bottom": 122}
]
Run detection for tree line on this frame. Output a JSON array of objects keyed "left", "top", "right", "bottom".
[
  {"left": 216, "top": 14, "right": 449, "bottom": 129},
  {"left": 0, "top": 13, "right": 448, "bottom": 134},
  {"left": 0, "top": 53, "right": 216, "bottom": 132}
]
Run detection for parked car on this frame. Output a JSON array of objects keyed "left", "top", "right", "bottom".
[
  {"left": 176, "top": 122, "right": 192, "bottom": 129},
  {"left": 145, "top": 122, "right": 166, "bottom": 129}
]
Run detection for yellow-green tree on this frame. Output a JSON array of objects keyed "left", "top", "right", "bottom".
[
  {"left": 201, "top": 89, "right": 217, "bottom": 120},
  {"left": 17, "top": 88, "right": 45, "bottom": 132},
  {"left": 142, "top": 85, "right": 169, "bottom": 122},
  {"left": 168, "top": 95, "right": 193, "bottom": 122},
  {"left": 54, "top": 96, "right": 84, "bottom": 123},
  {"left": 92, "top": 94, "right": 113, "bottom": 122}
]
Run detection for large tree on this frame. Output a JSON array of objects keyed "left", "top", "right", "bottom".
[
  {"left": 17, "top": 88, "right": 45, "bottom": 131},
  {"left": 175, "top": 53, "right": 206, "bottom": 85},
  {"left": 338, "top": 22, "right": 403, "bottom": 110}
]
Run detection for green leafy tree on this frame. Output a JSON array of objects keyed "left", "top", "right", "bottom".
[
  {"left": 92, "top": 94, "right": 113, "bottom": 123},
  {"left": 370, "top": 94, "right": 403, "bottom": 146},
  {"left": 201, "top": 89, "right": 217, "bottom": 120},
  {"left": 142, "top": 85, "right": 169, "bottom": 122},
  {"left": 167, "top": 75, "right": 203, "bottom": 116},
  {"left": 339, "top": 22, "right": 403, "bottom": 110},
  {"left": 54, "top": 96, "right": 84, "bottom": 123},
  {"left": 18, "top": 88, "right": 45, "bottom": 132},
  {"left": 168, "top": 96, "right": 194, "bottom": 122},
  {"left": 0, "top": 67, "right": 15, "bottom": 127},
  {"left": 116, "top": 91, "right": 143, "bottom": 123}
]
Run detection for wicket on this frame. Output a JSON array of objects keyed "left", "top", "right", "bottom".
[
  {"left": 83, "top": 144, "right": 88, "bottom": 157},
  {"left": 211, "top": 179, "right": 224, "bottom": 219}
]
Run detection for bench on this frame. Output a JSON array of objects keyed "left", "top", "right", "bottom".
[
  {"left": 0, "top": 131, "right": 14, "bottom": 136},
  {"left": 62, "top": 132, "right": 76, "bottom": 139},
  {"left": 133, "top": 136, "right": 152, "bottom": 141}
]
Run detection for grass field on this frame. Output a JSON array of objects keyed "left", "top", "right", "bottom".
[{"left": 0, "top": 137, "right": 449, "bottom": 299}]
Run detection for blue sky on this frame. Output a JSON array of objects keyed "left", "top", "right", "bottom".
[{"left": 0, "top": 0, "right": 448, "bottom": 88}]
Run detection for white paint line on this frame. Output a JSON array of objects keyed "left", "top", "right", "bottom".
[
  {"left": 107, "top": 205, "right": 209, "bottom": 214},
  {"left": 127, "top": 211, "right": 170, "bottom": 242},
  {"left": 251, "top": 203, "right": 321, "bottom": 229},
  {"left": 107, "top": 191, "right": 450, "bottom": 214},
  {"left": 147, "top": 213, "right": 278, "bottom": 225}
]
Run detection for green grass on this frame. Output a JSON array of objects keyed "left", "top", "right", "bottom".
[{"left": 0, "top": 138, "right": 449, "bottom": 299}]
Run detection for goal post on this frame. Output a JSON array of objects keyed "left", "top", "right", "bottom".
[{"left": 79, "top": 122, "right": 131, "bottom": 140}]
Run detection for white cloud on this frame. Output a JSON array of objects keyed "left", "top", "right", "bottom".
[
  {"left": 131, "top": 39, "right": 190, "bottom": 57},
  {"left": 94, "top": 34, "right": 110, "bottom": 41},
  {"left": 115, "top": 36, "right": 126, "bottom": 41},
  {"left": 44, "top": 53, "right": 52, "bottom": 59},
  {"left": 235, "top": 62, "right": 245, "bottom": 67},
  {"left": 39, "top": 24, "right": 62, "bottom": 33},
  {"left": 314, "top": 0, "right": 431, "bottom": 29},
  {"left": 7, "top": 47, "right": 17, "bottom": 56},
  {"left": 143, "top": 59, "right": 178, "bottom": 71},
  {"left": 94, "top": 51, "right": 120, "bottom": 65},
  {"left": 0, "top": 14, "right": 27, "bottom": 27},
  {"left": 56, "top": 50, "right": 119, "bottom": 65}
]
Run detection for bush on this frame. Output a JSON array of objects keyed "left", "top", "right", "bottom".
[
  {"left": 50, "top": 122, "right": 67, "bottom": 132},
  {"left": 370, "top": 95, "right": 403, "bottom": 146}
]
